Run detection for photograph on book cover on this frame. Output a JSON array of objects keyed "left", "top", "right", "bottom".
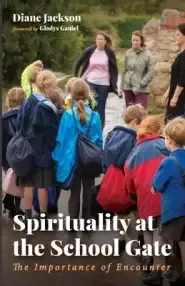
[{"left": 2, "top": 1, "right": 185, "bottom": 286}]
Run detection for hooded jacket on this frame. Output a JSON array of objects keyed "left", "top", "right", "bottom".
[
  {"left": 16, "top": 93, "right": 59, "bottom": 168},
  {"left": 152, "top": 149, "right": 185, "bottom": 224},
  {"left": 120, "top": 47, "right": 155, "bottom": 93},
  {"left": 103, "top": 126, "right": 137, "bottom": 170},
  {"left": 124, "top": 135, "right": 169, "bottom": 219},
  {"left": 52, "top": 103, "right": 103, "bottom": 183}
]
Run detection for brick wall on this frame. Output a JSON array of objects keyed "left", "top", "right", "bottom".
[{"left": 160, "top": 12, "right": 185, "bottom": 29}]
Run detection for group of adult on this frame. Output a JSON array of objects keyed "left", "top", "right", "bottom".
[{"left": 74, "top": 24, "right": 185, "bottom": 124}]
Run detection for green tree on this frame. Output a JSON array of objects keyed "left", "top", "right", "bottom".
[{"left": 3, "top": 0, "right": 84, "bottom": 85}]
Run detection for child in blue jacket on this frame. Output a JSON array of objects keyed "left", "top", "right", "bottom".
[
  {"left": 152, "top": 117, "right": 185, "bottom": 286},
  {"left": 52, "top": 79, "right": 102, "bottom": 225},
  {"left": 103, "top": 104, "right": 148, "bottom": 171},
  {"left": 2, "top": 87, "right": 26, "bottom": 217}
]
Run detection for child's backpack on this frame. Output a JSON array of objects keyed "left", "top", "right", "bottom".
[
  {"left": 90, "top": 184, "right": 114, "bottom": 224},
  {"left": 6, "top": 130, "right": 34, "bottom": 176},
  {"left": 102, "top": 126, "right": 136, "bottom": 171},
  {"left": 97, "top": 164, "right": 136, "bottom": 214},
  {"left": 6, "top": 99, "right": 46, "bottom": 176},
  {"left": 73, "top": 109, "right": 102, "bottom": 178},
  {"left": 2, "top": 168, "right": 24, "bottom": 198}
]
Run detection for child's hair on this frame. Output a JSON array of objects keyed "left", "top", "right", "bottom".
[
  {"left": 30, "top": 65, "right": 42, "bottom": 83},
  {"left": 50, "top": 87, "right": 64, "bottom": 110},
  {"left": 164, "top": 117, "right": 185, "bottom": 147},
  {"left": 71, "top": 78, "right": 90, "bottom": 124},
  {"left": 6, "top": 87, "right": 26, "bottom": 110},
  {"left": 36, "top": 70, "right": 57, "bottom": 94},
  {"left": 137, "top": 115, "right": 163, "bottom": 139},
  {"left": 65, "top": 77, "right": 78, "bottom": 94},
  {"left": 123, "top": 104, "right": 148, "bottom": 125}
]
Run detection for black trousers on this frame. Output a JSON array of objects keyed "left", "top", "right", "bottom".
[
  {"left": 87, "top": 81, "right": 110, "bottom": 126},
  {"left": 68, "top": 173, "right": 94, "bottom": 220}
]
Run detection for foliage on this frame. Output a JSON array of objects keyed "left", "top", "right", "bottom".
[
  {"left": 3, "top": 0, "right": 84, "bottom": 86},
  {"left": 3, "top": 0, "right": 184, "bottom": 85},
  {"left": 112, "top": 15, "right": 151, "bottom": 48}
]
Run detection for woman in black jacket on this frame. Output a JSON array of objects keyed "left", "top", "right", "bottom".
[
  {"left": 74, "top": 31, "right": 119, "bottom": 127},
  {"left": 162, "top": 23, "right": 185, "bottom": 123}
]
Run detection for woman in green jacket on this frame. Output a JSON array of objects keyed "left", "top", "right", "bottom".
[{"left": 120, "top": 31, "right": 155, "bottom": 109}]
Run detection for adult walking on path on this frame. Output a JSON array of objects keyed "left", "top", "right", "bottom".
[
  {"left": 162, "top": 23, "right": 185, "bottom": 123},
  {"left": 74, "top": 31, "right": 119, "bottom": 127},
  {"left": 120, "top": 30, "right": 155, "bottom": 109}
]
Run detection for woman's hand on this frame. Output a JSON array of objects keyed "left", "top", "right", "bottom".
[
  {"left": 161, "top": 92, "right": 169, "bottom": 106},
  {"left": 151, "top": 187, "right": 156, "bottom": 194},
  {"left": 170, "top": 96, "right": 178, "bottom": 107}
]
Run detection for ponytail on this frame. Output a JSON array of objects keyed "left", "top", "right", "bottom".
[
  {"left": 77, "top": 100, "right": 87, "bottom": 124},
  {"left": 137, "top": 116, "right": 163, "bottom": 140},
  {"left": 137, "top": 126, "right": 147, "bottom": 139}
]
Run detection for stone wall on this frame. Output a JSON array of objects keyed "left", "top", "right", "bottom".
[{"left": 143, "top": 9, "right": 185, "bottom": 106}]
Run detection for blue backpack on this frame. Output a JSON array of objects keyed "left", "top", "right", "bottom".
[{"left": 102, "top": 126, "right": 137, "bottom": 170}]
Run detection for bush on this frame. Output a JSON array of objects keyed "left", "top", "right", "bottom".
[
  {"left": 80, "top": 12, "right": 120, "bottom": 50},
  {"left": 3, "top": 0, "right": 85, "bottom": 86},
  {"left": 112, "top": 15, "right": 151, "bottom": 48}
]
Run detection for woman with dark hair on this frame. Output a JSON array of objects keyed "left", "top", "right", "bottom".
[
  {"left": 162, "top": 23, "right": 185, "bottom": 123},
  {"left": 120, "top": 30, "right": 155, "bottom": 109},
  {"left": 74, "top": 31, "right": 119, "bottom": 127}
]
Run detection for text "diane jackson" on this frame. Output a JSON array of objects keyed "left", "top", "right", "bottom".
[{"left": 12, "top": 13, "right": 81, "bottom": 24}]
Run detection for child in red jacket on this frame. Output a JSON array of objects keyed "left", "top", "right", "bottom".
[{"left": 124, "top": 116, "right": 169, "bottom": 285}]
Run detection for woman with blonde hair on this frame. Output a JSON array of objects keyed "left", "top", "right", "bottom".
[
  {"left": 16, "top": 70, "right": 59, "bottom": 220},
  {"left": 52, "top": 78, "right": 102, "bottom": 225},
  {"left": 124, "top": 116, "right": 169, "bottom": 285}
]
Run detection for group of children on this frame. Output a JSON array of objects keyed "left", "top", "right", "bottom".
[{"left": 2, "top": 60, "right": 185, "bottom": 286}]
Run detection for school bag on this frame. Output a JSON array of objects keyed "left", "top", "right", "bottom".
[
  {"left": 90, "top": 184, "right": 114, "bottom": 224},
  {"left": 2, "top": 168, "right": 24, "bottom": 198},
  {"left": 6, "top": 99, "right": 46, "bottom": 176},
  {"left": 72, "top": 109, "right": 103, "bottom": 178},
  {"left": 97, "top": 164, "right": 136, "bottom": 214},
  {"left": 102, "top": 126, "right": 136, "bottom": 171}
]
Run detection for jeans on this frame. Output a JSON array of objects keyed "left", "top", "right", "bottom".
[
  {"left": 87, "top": 81, "right": 110, "bottom": 126},
  {"left": 124, "top": 90, "right": 148, "bottom": 109},
  {"left": 68, "top": 172, "right": 95, "bottom": 220}
]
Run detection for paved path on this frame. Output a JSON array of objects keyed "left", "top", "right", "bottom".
[{"left": 103, "top": 92, "right": 125, "bottom": 141}]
